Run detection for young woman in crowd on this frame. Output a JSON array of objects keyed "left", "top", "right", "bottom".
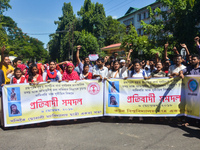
[
  {"left": 43, "top": 60, "right": 62, "bottom": 82},
  {"left": 80, "top": 64, "right": 93, "bottom": 80},
  {"left": 7, "top": 64, "right": 28, "bottom": 82},
  {"left": 109, "top": 61, "right": 114, "bottom": 71},
  {"left": 108, "top": 60, "right": 127, "bottom": 79},
  {"left": 10, "top": 68, "right": 26, "bottom": 84},
  {"left": 27, "top": 64, "right": 43, "bottom": 84},
  {"left": 128, "top": 60, "right": 147, "bottom": 121},
  {"left": 62, "top": 62, "right": 80, "bottom": 81},
  {"left": 17, "top": 64, "right": 28, "bottom": 77},
  {"left": 129, "top": 60, "right": 147, "bottom": 78}
]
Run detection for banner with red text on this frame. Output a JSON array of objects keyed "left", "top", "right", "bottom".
[
  {"left": 104, "top": 78, "right": 184, "bottom": 117},
  {"left": 2, "top": 80, "right": 103, "bottom": 127}
]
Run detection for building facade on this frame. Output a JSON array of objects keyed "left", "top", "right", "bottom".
[{"left": 117, "top": 1, "right": 167, "bottom": 35}]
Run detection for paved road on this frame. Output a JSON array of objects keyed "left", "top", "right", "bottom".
[{"left": 0, "top": 118, "right": 200, "bottom": 150}]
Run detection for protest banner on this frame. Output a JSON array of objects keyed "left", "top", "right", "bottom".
[
  {"left": 2, "top": 80, "right": 103, "bottom": 127},
  {"left": 104, "top": 78, "right": 184, "bottom": 117},
  {"left": 2, "top": 76, "right": 200, "bottom": 127},
  {"left": 182, "top": 76, "right": 200, "bottom": 119}
]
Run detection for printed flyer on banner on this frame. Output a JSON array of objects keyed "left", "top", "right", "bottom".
[
  {"left": 2, "top": 80, "right": 103, "bottom": 127},
  {"left": 104, "top": 78, "right": 184, "bottom": 117},
  {"left": 183, "top": 76, "right": 200, "bottom": 119}
]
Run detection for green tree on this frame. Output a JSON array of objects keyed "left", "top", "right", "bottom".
[
  {"left": 0, "top": 1, "right": 48, "bottom": 62},
  {"left": 53, "top": 2, "right": 76, "bottom": 61},
  {"left": 48, "top": 0, "right": 129, "bottom": 61},
  {"left": 74, "top": 30, "right": 99, "bottom": 59},
  {"left": 48, "top": 34, "right": 60, "bottom": 61},
  {"left": 0, "top": 0, "right": 11, "bottom": 13},
  {"left": 104, "top": 16, "right": 126, "bottom": 46},
  {"left": 161, "top": 0, "right": 200, "bottom": 53},
  {"left": 121, "top": 25, "right": 149, "bottom": 59},
  {"left": 77, "top": 0, "right": 95, "bottom": 33},
  {"left": 142, "top": 0, "right": 200, "bottom": 58},
  {"left": 0, "top": 0, "right": 12, "bottom": 47},
  {"left": 92, "top": 2, "right": 106, "bottom": 48}
]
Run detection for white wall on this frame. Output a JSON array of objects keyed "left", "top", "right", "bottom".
[{"left": 118, "top": 2, "right": 164, "bottom": 35}]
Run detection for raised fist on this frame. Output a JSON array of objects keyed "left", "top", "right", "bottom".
[
  {"left": 194, "top": 36, "right": 199, "bottom": 41},
  {"left": 164, "top": 43, "right": 169, "bottom": 48},
  {"left": 77, "top": 45, "right": 82, "bottom": 50},
  {"left": 180, "top": 43, "right": 187, "bottom": 48}
]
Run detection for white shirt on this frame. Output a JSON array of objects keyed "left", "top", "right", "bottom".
[
  {"left": 108, "top": 67, "right": 128, "bottom": 78},
  {"left": 43, "top": 70, "right": 62, "bottom": 81},
  {"left": 93, "top": 65, "right": 108, "bottom": 79},
  {"left": 79, "top": 73, "right": 92, "bottom": 80},
  {"left": 128, "top": 69, "right": 147, "bottom": 78},
  {"left": 168, "top": 64, "right": 186, "bottom": 76},
  {"left": 7, "top": 73, "right": 13, "bottom": 79}
]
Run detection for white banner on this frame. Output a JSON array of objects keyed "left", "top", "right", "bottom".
[{"left": 2, "top": 80, "right": 103, "bottom": 127}]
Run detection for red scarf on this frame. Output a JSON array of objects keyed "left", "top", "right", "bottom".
[
  {"left": 62, "top": 63, "right": 80, "bottom": 81},
  {"left": 83, "top": 72, "right": 93, "bottom": 79},
  {"left": 17, "top": 64, "right": 28, "bottom": 76},
  {"left": 62, "top": 71, "right": 80, "bottom": 81},
  {"left": 13, "top": 76, "right": 26, "bottom": 84},
  {"left": 46, "top": 69, "right": 57, "bottom": 81}
]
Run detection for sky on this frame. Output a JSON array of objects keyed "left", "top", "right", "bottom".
[{"left": 5, "top": 0, "right": 156, "bottom": 48}]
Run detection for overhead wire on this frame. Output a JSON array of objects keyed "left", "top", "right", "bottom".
[
  {"left": 106, "top": 0, "right": 136, "bottom": 14},
  {"left": 103, "top": 0, "right": 113, "bottom": 7},
  {"left": 105, "top": 0, "right": 128, "bottom": 12},
  {"left": 26, "top": 33, "right": 53, "bottom": 35},
  {"left": 25, "top": 1, "right": 136, "bottom": 36}
]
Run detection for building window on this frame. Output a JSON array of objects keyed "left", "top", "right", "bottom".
[
  {"left": 123, "top": 17, "right": 134, "bottom": 26},
  {"left": 148, "top": 11, "right": 150, "bottom": 18},
  {"left": 143, "top": 12, "right": 146, "bottom": 19},
  {"left": 137, "top": 29, "right": 141, "bottom": 35},
  {"left": 137, "top": 14, "right": 141, "bottom": 21},
  {"left": 141, "top": 29, "right": 144, "bottom": 35}
]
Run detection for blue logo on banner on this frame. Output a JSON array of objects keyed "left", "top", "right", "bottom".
[{"left": 188, "top": 79, "right": 198, "bottom": 92}]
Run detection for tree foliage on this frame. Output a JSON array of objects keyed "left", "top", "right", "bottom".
[
  {"left": 74, "top": 30, "right": 99, "bottom": 58},
  {"left": 142, "top": 0, "right": 200, "bottom": 58},
  {"left": 121, "top": 25, "right": 149, "bottom": 59},
  {"left": 49, "top": 0, "right": 126, "bottom": 61},
  {"left": 0, "top": 1, "right": 48, "bottom": 62}
]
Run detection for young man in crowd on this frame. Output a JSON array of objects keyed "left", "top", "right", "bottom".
[
  {"left": 145, "top": 62, "right": 166, "bottom": 79},
  {"left": 76, "top": 45, "right": 93, "bottom": 73},
  {"left": 145, "top": 59, "right": 156, "bottom": 77},
  {"left": 168, "top": 54, "right": 186, "bottom": 78},
  {"left": 120, "top": 59, "right": 126, "bottom": 68},
  {"left": 181, "top": 54, "right": 200, "bottom": 77},
  {"left": 93, "top": 58, "right": 108, "bottom": 80},
  {"left": 0, "top": 46, "right": 14, "bottom": 84},
  {"left": 13, "top": 57, "right": 22, "bottom": 68},
  {"left": 43, "top": 60, "right": 62, "bottom": 82}
]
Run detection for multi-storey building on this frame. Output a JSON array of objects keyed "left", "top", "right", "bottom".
[
  {"left": 117, "top": 0, "right": 166, "bottom": 35},
  {"left": 101, "top": 1, "right": 164, "bottom": 56}
]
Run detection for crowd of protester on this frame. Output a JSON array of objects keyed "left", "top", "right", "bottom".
[{"left": 0, "top": 36, "right": 200, "bottom": 126}]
